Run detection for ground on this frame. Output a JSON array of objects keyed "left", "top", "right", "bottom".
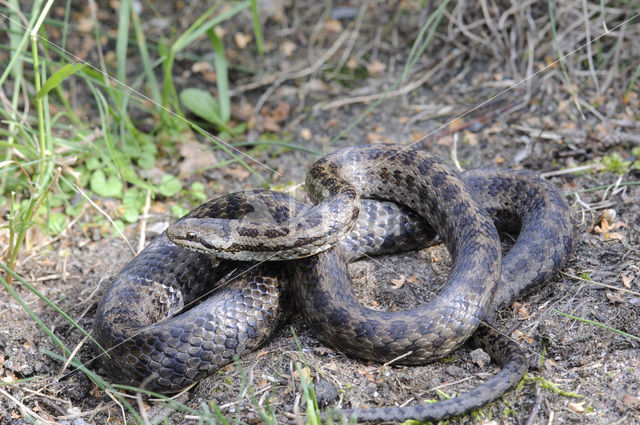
[{"left": 1, "top": 2, "right": 639, "bottom": 424}]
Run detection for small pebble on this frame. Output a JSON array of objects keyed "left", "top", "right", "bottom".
[
  {"left": 314, "top": 377, "right": 338, "bottom": 407},
  {"left": 445, "top": 365, "right": 463, "bottom": 377},
  {"left": 470, "top": 348, "right": 491, "bottom": 368}
]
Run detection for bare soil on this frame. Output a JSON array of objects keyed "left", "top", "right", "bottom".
[{"left": 1, "top": 2, "right": 639, "bottom": 424}]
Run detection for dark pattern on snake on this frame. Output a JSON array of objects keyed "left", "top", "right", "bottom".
[
  {"left": 323, "top": 169, "right": 573, "bottom": 423},
  {"left": 94, "top": 144, "right": 573, "bottom": 423}
]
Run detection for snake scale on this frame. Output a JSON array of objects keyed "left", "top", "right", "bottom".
[{"left": 94, "top": 144, "right": 573, "bottom": 423}]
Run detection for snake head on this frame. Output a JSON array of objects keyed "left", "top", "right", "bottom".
[{"left": 166, "top": 217, "right": 235, "bottom": 256}]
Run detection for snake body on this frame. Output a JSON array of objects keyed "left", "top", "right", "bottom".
[{"left": 94, "top": 144, "right": 573, "bottom": 422}]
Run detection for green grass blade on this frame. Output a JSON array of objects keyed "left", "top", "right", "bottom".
[
  {"left": 0, "top": 0, "right": 43, "bottom": 87},
  {"left": 554, "top": 309, "right": 639, "bottom": 341},
  {"left": 41, "top": 350, "right": 144, "bottom": 423},
  {"left": 207, "top": 29, "right": 230, "bottom": 123},
  {"left": 0, "top": 272, "right": 70, "bottom": 357},
  {"left": 401, "top": 0, "right": 450, "bottom": 83},
  {"left": 250, "top": 0, "right": 264, "bottom": 56},
  {"left": 191, "top": 125, "right": 266, "bottom": 185},
  {"left": 131, "top": 6, "right": 161, "bottom": 103},
  {"left": 331, "top": 2, "right": 449, "bottom": 145},
  {"left": 36, "top": 62, "right": 87, "bottom": 99},
  {"left": 0, "top": 262, "right": 109, "bottom": 355},
  {"left": 231, "top": 140, "right": 321, "bottom": 155},
  {"left": 116, "top": 0, "right": 131, "bottom": 86},
  {"left": 172, "top": 2, "right": 250, "bottom": 53}
]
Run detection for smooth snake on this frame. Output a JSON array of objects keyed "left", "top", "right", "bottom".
[{"left": 94, "top": 144, "right": 573, "bottom": 422}]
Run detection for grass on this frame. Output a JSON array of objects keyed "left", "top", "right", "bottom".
[{"left": 0, "top": 0, "right": 639, "bottom": 423}]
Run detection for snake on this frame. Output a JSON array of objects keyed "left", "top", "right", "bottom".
[{"left": 93, "top": 144, "right": 573, "bottom": 423}]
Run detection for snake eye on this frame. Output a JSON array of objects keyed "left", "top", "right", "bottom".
[{"left": 186, "top": 232, "right": 197, "bottom": 241}]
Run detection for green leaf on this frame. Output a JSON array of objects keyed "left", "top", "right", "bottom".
[
  {"left": 110, "top": 219, "right": 126, "bottom": 237},
  {"left": 121, "top": 206, "right": 139, "bottom": 223},
  {"left": 158, "top": 175, "right": 182, "bottom": 197},
  {"left": 90, "top": 170, "right": 123, "bottom": 198},
  {"left": 189, "top": 181, "right": 207, "bottom": 202},
  {"left": 122, "top": 189, "right": 144, "bottom": 210},
  {"left": 36, "top": 63, "right": 87, "bottom": 99},
  {"left": 86, "top": 157, "right": 101, "bottom": 171},
  {"left": 171, "top": 204, "right": 190, "bottom": 218},
  {"left": 136, "top": 152, "right": 155, "bottom": 170},
  {"left": 180, "top": 88, "right": 225, "bottom": 126},
  {"left": 47, "top": 212, "right": 67, "bottom": 235},
  {"left": 65, "top": 202, "right": 84, "bottom": 217}
]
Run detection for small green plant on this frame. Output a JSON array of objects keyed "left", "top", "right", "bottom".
[
  {"left": 601, "top": 153, "right": 631, "bottom": 174},
  {"left": 579, "top": 271, "right": 592, "bottom": 281},
  {"left": 523, "top": 374, "right": 583, "bottom": 398},
  {"left": 632, "top": 146, "right": 640, "bottom": 170}
]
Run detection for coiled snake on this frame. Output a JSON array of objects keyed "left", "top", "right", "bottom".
[{"left": 94, "top": 144, "right": 573, "bottom": 423}]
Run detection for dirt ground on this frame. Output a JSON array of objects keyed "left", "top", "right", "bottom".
[{"left": 1, "top": 2, "right": 639, "bottom": 424}]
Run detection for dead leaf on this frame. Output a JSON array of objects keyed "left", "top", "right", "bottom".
[
  {"left": 280, "top": 39, "right": 296, "bottom": 56},
  {"left": 313, "top": 346, "right": 336, "bottom": 356},
  {"left": 511, "top": 329, "right": 524, "bottom": 340},
  {"left": 262, "top": 116, "right": 280, "bottom": 132},
  {"left": 411, "top": 131, "right": 426, "bottom": 143},
  {"left": 306, "top": 79, "right": 331, "bottom": 92},
  {"left": 76, "top": 17, "right": 94, "bottom": 32},
  {"left": 464, "top": 130, "right": 479, "bottom": 146},
  {"left": 300, "top": 128, "right": 312, "bottom": 141},
  {"left": 621, "top": 273, "right": 634, "bottom": 289},
  {"left": 37, "top": 258, "right": 56, "bottom": 267},
  {"left": 260, "top": 101, "right": 291, "bottom": 132},
  {"left": 231, "top": 103, "right": 253, "bottom": 121},
  {"left": 324, "top": 19, "right": 342, "bottom": 33},
  {"left": 178, "top": 141, "right": 218, "bottom": 175},
  {"left": 619, "top": 392, "right": 640, "bottom": 410},
  {"left": 191, "top": 61, "right": 216, "bottom": 83},
  {"left": 323, "top": 119, "right": 339, "bottom": 130},
  {"left": 568, "top": 401, "right": 586, "bottom": 413},
  {"left": 594, "top": 213, "right": 627, "bottom": 241},
  {"left": 407, "top": 275, "right": 420, "bottom": 284},
  {"left": 429, "top": 247, "right": 441, "bottom": 263},
  {"left": 623, "top": 91, "right": 639, "bottom": 108},
  {"left": 224, "top": 165, "right": 250, "bottom": 182},
  {"left": 293, "top": 366, "right": 311, "bottom": 381},
  {"left": 606, "top": 291, "right": 626, "bottom": 304},
  {"left": 515, "top": 302, "right": 531, "bottom": 319},
  {"left": 355, "top": 368, "right": 376, "bottom": 383},
  {"left": 270, "top": 101, "right": 291, "bottom": 123},
  {"left": 346, "top": 57, "right": 358, "bottom": 70},
  {"left": 437, "top": 135, "right": 453, "bottom": 147},
  {"left": 366, "top": 132, "right": 386, "bottom": 143},
  {"left": 366, "top": 60, "right": 386, "bottom": 76},
  {"left": 448, "top": 118, "right": 464, "bottom": 131},
  {"left": 390, "top": 276, "right": 406, "bottom": 289},
  {"left": 601, "top": 209, "right": 617, "bottom": 225},
  {"left": 234, "top": 32, "right": 252, "bottom": 49}
]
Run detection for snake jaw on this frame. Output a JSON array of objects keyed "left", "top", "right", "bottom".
[{"left": 166, "top": 217, "right": 233, "bottom": 255}]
